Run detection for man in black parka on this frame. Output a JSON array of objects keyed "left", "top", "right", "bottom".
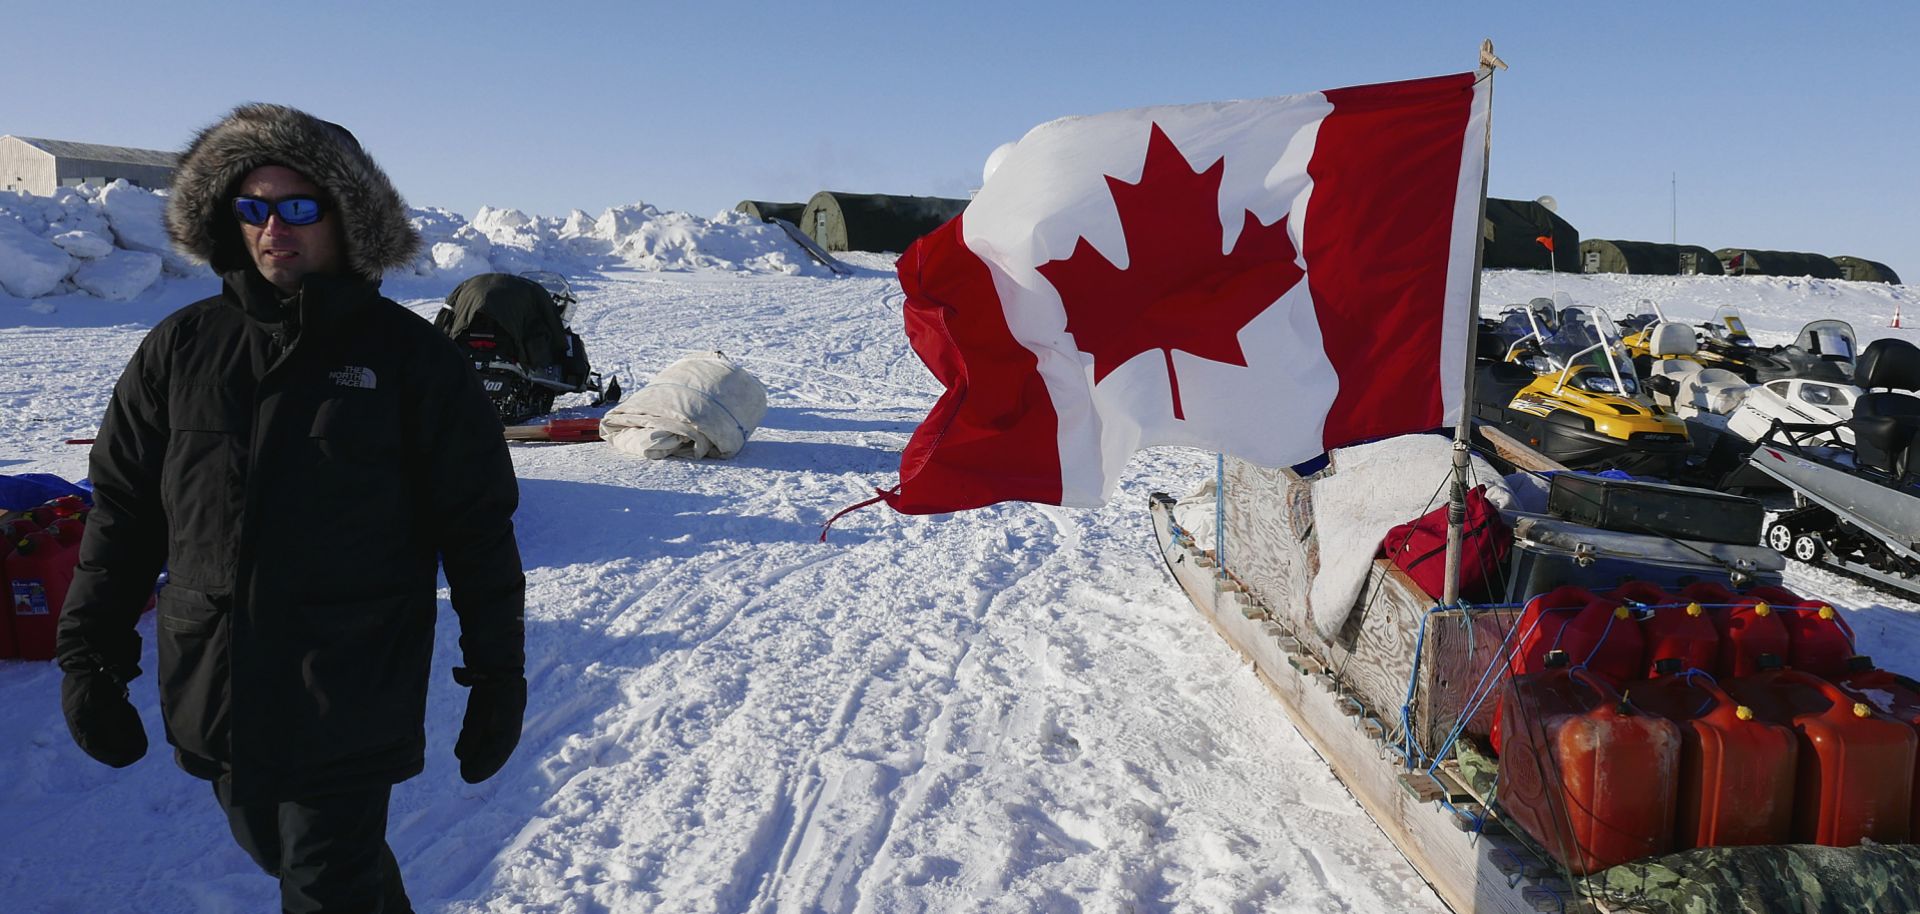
[{"left": 55, "top": 103, "right": 526, "bottom": 913}]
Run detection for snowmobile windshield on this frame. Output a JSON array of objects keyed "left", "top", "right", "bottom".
[
  {"left": 519, "top": 270, "right": 577, "bottom": 324},
  {"left": 1796, "top": 320, "right": 1857, "bottom": 362},
  {"left": 1619, "top": 299, "right": 1666, "bottom": 335},
  {"left": 1490, "top": 301, "right": 1559, "bottom": 361},
  {"left": 1709, "top": 306, "right": 1756, "bottom": 348},
  {"left": 1544, "top": 307, "right": 1639, "bottom": 396}
]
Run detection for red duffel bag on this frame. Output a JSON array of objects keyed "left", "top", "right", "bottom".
[{"left": 1380, "top": 484, "right": 1511, "bottom": 602}]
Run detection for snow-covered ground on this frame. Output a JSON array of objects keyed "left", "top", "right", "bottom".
[{"left": 4, "top": 218, "right": 1920, "bottom": 912}]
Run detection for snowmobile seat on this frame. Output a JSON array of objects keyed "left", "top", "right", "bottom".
[
  {"left": 1850, "top": 394, "right": 1920, "bottom": 478},
  {"left": 1649, "top": 321, "right": 1698, "bottom": 359},
  {"left": 1475, "top": 360, "right": 1537, "bottom": 409},
  {"left": 1847, "top": 338, "right": 1920, "bottom": 477},
  {"left": 1856, "top": 338, "right": 1920, "bottom": 392},
  {"left": 1675, "top": 368, "right": 1747, "bottom": 417},
  {"left": 1646, "top": 322, "right": 1703, "bottom": 399}
]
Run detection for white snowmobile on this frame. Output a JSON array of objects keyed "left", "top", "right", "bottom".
[{"left": 1751, "top": 337, "right": 1920, "bottom": 596}]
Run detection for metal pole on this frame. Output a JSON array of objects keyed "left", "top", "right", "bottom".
[{"left": 1444, "top": 41, "right": 1502, "bottom": 607}]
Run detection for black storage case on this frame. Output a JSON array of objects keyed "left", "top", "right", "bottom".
[{"left": 1546, "top": 473, "right": 1764, "bottom": 546}]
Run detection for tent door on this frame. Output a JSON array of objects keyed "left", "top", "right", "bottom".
[{"left": 1583, "top": 250, "right": 1600, "bottom": 273}]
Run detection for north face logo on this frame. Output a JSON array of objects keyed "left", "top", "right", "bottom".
[{"left": 329, "top": 366, "right": 377, "bottom": 390}]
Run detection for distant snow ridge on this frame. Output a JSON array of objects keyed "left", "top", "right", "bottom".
[
  {"left": 409, "top": 202, "right": 817, "bottom": 279},
  {"left": 0, "top": 184, "right": 824, "bottom": 304}
]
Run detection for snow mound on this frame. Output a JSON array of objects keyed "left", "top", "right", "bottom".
[
  {"left": 0, "top": 182, "right": 195, "bottom": 302},
  {"left": 0, "top": 211, "right": 77, "bottom": 298},
  {"left": 99, "top": 181, "right": 194, "bottom": 275},
  {"left": 52, "top": 230, "right": 115, "bottom": 259},
  {"left": 73, "top": 250, "right": 164, "bottom": 301}
]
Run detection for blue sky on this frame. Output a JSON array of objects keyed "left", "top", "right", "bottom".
[{"left": 10, "top": 1, "right": 1916, "bottom": 277}]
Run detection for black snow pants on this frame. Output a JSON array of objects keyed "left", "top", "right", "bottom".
[{"left": 214, "top": 781, "right": 415, "bottom": 914}]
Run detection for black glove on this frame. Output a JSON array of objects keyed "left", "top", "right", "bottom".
[
  {"left": 59, "top": 658, "right": 147, "bottom": 769},
  {"left": 452, "top": 666, "right": 526, "bottom": 784}
]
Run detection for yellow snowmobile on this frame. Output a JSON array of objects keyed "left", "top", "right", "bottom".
[{"left": 1475, "top": 298, "right": 1690, "bottom": 476}]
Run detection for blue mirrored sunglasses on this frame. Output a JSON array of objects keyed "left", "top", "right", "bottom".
[{"left": 232, "top": 195, "right": 325, "bottom": 226}]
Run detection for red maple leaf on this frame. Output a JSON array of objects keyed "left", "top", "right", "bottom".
[{"left": 1037, "top": 122, "right": 1304, "bottom": 420}]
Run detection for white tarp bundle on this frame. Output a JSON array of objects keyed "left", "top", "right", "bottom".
[{"left": 601, "top": 352, "right": 768, "bottom": 459}]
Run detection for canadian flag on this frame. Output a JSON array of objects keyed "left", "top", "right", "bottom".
[{"left": 883, "top": 72, "right": 1490, "bottom": 514}]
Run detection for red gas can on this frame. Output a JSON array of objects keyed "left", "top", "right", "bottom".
[
  {"left": 1608, "top": 580, "right": 1673, "bottom": 608},
  {"left": 1836, "top": 657, "right": 1920, "bottom": 839},
  {"left": 1641, "top": 601, "right": 1718, "bottom": 677},
  {"left": 0, "top": 534, "right": 17, "bottom": 660},
  {"left": 45, "top": 516, "right": 84, "bottom": 548},
  {"left": 0, "top": 517, "right": 40, "bottom": 542},
  {"left": 0, "top": 517, "right": 43, "bottom": 659},
  {"left": 1496, "top": 586, "right": 1645, "bottom": 752},
  {"left": 45, "top": 495, "right": 87, "bottom": 518},
  {"left": 1506, "top": 586, "right": 1592, "bottom": 674},
  {"left": 1631, "top": 664, "right": 1797, "bottom": 848},
  {"left": 1711, "top": 598, "right": 1791, "bottom": 679},
  {"left": 1677, "top": 581, "right": 1740, "bottom": 606},
  {"left": 1741, "top": 584, "right": 1856, "bottom": 681},
  {"left": 5, "top": 528, "right": 79, "bottom": 661},
  {"left": 1498, "top": 663, "right": 1681, "bottom": 874},
  {"left": 1722, "top": 667, "right": 1915, "bottom": 846},
  {"left": 21, "top": 504, "right": 60, "bottom": 527},
  {"left": 1510, "top": 587, "right": 1643, "bottom": 683}
]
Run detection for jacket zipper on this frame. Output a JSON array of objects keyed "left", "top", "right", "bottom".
[{"left": 230, "top": 291, "right": 304, "bottom": 794}]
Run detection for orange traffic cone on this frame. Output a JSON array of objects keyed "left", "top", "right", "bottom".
[{"left": 1896, "top": 303, "right": 1904, "bottom": 329}]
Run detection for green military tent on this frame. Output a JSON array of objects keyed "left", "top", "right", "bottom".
[
  {"left": 1482, "top": 198, "right": 1579, "bottom": 272},
  {"left": 799, "top": 192, "right": 969, "bottom": 253},
  {"left": 1579, "top": 239, "right": 1725, "bottom": 276},
  {"left": 1834, "top": 256, "right": 1902, "bottom": 284},
  {"left": 1715, "top": 248, "right": 1844, "bottom": 279},
  {"left": 735, "top": 200, "right": 806, "bottom": 224}
]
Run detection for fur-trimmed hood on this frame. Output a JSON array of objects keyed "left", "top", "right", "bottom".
[{"left": 166, "top": 103, "right": 419, "bottom": 279}]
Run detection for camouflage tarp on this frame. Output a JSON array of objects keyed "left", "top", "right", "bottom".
[{"left": 1589, "top": 844, "right": 1920, "bottom": 914}]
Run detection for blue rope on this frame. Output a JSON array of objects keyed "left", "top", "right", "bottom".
[
  {"left": 1574, "top": 608, "right": 1622, "bottom": 673},
  {"left": 1215, "top": 453, "right": 1226, "bottom": 582},
  {"left": 1398, "top": 599, "right": 1532, "bottom": 771},
  {"left": 1675, "top": 667, "right": 1722, "bottom": 716},
  {"left": 1426, "top": 605, "right": 1541, "bottom": 775}
]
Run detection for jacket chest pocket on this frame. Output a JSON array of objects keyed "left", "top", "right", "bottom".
[
  {"left": 163, "top": 385, "right": 249, "bottom": 518},
  {"left": 169, "top": 384, "right": 251, "bottom": 434},
  {"left": 309, "top": 395, "right": 403, "bottom": 465}
]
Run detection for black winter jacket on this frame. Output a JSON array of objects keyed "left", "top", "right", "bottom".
[{"left": 57, "top": 267, "right": 525, "bottom": 803}]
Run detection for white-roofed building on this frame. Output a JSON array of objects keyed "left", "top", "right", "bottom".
[{"left": 1, "top": 135, "right": 177, "bottom": 195}]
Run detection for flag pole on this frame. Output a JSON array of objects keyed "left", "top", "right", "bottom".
[{"left": 1442, "top": 40, "right": 1504, "bottom": 607}]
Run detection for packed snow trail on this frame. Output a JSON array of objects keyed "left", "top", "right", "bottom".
[{"left": 0, "top": 258, "right": 1446, "bottom": 913}]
